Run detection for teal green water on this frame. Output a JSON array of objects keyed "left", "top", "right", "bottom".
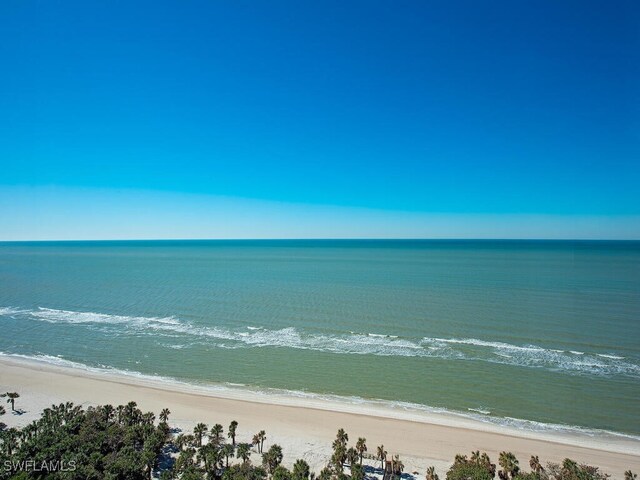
[{"left": 0, "top": 240, "right": 638, "bottom": 436}]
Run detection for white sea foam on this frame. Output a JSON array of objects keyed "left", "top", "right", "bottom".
[
  {"left": 0, "top": 307, "right": 26, "bottom": 316},
  {"left": 2, "top": 306, "right": 639, "bottom": 378},
  {"left": 468, "top": 407, "right": 491, "bottom": 415},
  {"left": 597, "top": 354, "right": 624, "bottom": 360},
  {"left": 430, "top": 337, "right": 545, "bottom": 353}
]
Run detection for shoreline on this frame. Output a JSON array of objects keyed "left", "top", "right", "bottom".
[
  {"left": 1, "top": 355, "right": 639, "bottom": 477},
  {"left": 1, "top": 353, "right": 638, "bottom": 450}
]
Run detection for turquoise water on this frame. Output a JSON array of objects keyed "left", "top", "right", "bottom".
[{"left": 0, "top": 240, "right": 638, "bottom": 436}]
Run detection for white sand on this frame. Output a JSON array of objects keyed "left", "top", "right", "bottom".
[{"left": 0, "top": 356, "right": 638, "bottom": 478}]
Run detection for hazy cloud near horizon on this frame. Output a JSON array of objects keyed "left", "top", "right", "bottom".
[{"left": 0, "top": 186, "right": 638, "bottom": 241}]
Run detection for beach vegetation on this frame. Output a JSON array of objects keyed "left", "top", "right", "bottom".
[
  {"left": 262, "top": 444, "right": 284, "bottom": 474},
  {"left": 426, "top": 465, "right": 440, "bottom": 480},
  {"left": 543, "top": 458, "right": 610, "bottom": 480},
  {"left": 355, "top": 438, "right": 367, "bottom": 465},
  {"left": 210, "top": 424, "right": 225, "bottom": 446},
  {"left": 223, "top": 443, "right": 235, "bottom": 468},
  {"left": 0, "top": 402, "right": 167, "bottom": 479},
  {"left": 238, "top": 442, "right": 252, "bottom": 464},
  {"left": 254, "top": 430, "right": 267, "bottom": 453},
  {"left": 346, "top": 447, "right": 358, "bottom": 467},
  {"left": 1, "top": 393, "right": 19, "bottom": 412},
  {"left": 331, "top": 442, "right": 347, "bottom": 472},
  {"left": 272, "top": 465, "right": 292, "bottom": 480},
  {"left": 0, "top": 404, "right": 634, "bottom": 480},
  {"left": 447, "top": 451, "right": 496, "bottom": 480},
  {"left": 160, "top": 408, "right": 171, "bottom": 423},
  {"left": 229, "top": 421, "right": 239, "bottom": 446},
  {"left": 377, "top": 444, "right": 387, "bottom": 469},
  {"left": 529, "top": 456, "right": 543, "bottom": 476},
  {"left": 447, "top": 460, "right": 494, "bottom": 480},
  {"left": 194, "top": 423, "right": 209, "bottom": 447},
  {"left": 498, "top": 451, "right": 520, "bottom": 479},
  {"left": 350, "top": 463, "right": 364, "bottom": 480},
  {"left": 318, "top": 467, "right": 332, "bottom": 480},
  {"left": 223, "top": 463, "right": 268, "bottom": 480},
  {"left": 292, "top": 459, "right": 310, "bottom": 480},
  {"left": 391, "top": 454, "right": 404, "bottom": 477}
]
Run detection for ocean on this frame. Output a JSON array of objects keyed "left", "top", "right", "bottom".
[{"left": 0, "top": 240, "right": 638, "bottom": 437}]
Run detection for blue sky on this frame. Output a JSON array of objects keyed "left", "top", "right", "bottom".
[{"left": 1, "top": 1, "right": 639, "bottom": 239}]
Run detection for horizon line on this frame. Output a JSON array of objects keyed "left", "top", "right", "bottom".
[{"left": 1, "top": 238, "right": 639, "bottom": 243}]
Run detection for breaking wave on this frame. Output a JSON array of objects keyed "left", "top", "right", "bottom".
[{"left": 1, "top": 306, "right": 639, "bottom": 378}]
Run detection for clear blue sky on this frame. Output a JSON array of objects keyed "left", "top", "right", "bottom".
[{"left": 1, "top": 1, "right": 639, "bottom": 239}]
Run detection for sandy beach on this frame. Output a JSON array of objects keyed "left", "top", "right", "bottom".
[{"left": 1, "top": 355, "right": 638, "bottom": 478}]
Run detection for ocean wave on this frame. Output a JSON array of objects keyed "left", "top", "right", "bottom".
[
  {"left": 420, "top": 336, "right": 639, "bottom": 377},
  {"left": 1, "top": 351, "right": 639, "bottom": 444},
  {"left": 0, "top": 306, "right": 27, "bottom": 316},
  {"left": 35, "top": 307, "right": 181, "bottom": 327},
  {"left": 1, "top": 306, "right": 639, "bottom": 378},
  {"left": 467, "top": 407, "right": 491, "bottom": 415},
  {"left": 597, "top": 353, "right": 625, "bottom": 360}
]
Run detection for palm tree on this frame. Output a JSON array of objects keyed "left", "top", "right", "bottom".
[
  {"left": 2, "top": 392, "right": 20, "bottom": 411},
  {"left": 194, "top": 423, "right": 208, "bottom": 447},
  {"left": 178, "top": 445, "right": 197, "bottom": 467},
  {"left": 426, "top": 466, "right": 439, "bottom": 480},
  {"left": 293, "top": 459, "right": 310, "bottom": 480},
  {"left": 196, "top": 443, "right": 212, "bottom": 469},
  {"left": 175, "top": 433, "right": 187, "bottom": 450},
  {"left": 100, "top": 404, "right": 114, "bottom": 422},
  {"left": 336, "top": 428, "right": 348, "bottom": 447},
  {"left": 123, "top": 401, "right": 140, "bottom": 426},
  {"left": 529, "top": 455, "right": 543, "bottom": 474},
  {"left": 347, "top": 447, "right": 359, "bottom": 467},
  {"left": 318, "top": 467, "right": 332, "bottom": 480},
  {"left": 454, "top": 454, "right": 467, "bottom": 465},
  {"left": 253, "top": 433, "right": 261, "bottom": 450},
  {"left": 183, "top": 434, "right": 196, "bottom": 449},
  {"left": 392, "top": 455, "right": 404, "bottom": 476},
  {"left": 228, "top": 420, "right": 238, "bottom": 446},
  {"left": 210, "top": 423, "right": 224, "bottom": 446},
  {"left": 332, "top": 442, "right": 347, "bottom": 472},
  {"left": 116, "top": 405, "right": 125, "bottom": 424},
  {"left": 0, "top": 406, "right": 5, "bottom": 416},
  {"left": 200, "top": 443, "right": 224, "bottom": 474},
  {"left": 377, "top": 444, "right": 387, "bottom": 470},
  {"left": 2, "top": 430, "right": 18, "bottom": 456},
  {"left": 351, "top": 463, "right": 365, "bottom": 480},
  {"left": 355, "top": 437, "right": 367, "bottom": 464},
  {"left": 222, "top": 443, "right": 235, "bottom": 468},
  {"left": 480, "top": 453, "right": 496, "bottom": 477},
  {"left": 625, "top": 471, "right": 638, "bottom": 480},
  {"left": 258, "top": 430, "right": 267, "bottom": 453},
  {"left": 237, "top": 443, "right": 251, "bottom": 464},
  {"left": 159, "top": 408, "right": 171, "bottom": 423},
  {"left": 498, "top": 452, "right": 520, "bottom": 479},
  {"left": 262, "top": 444, "right": 283, "bottom": 474}
]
